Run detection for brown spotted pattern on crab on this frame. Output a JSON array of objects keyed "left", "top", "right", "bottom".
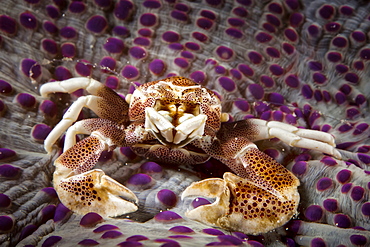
[{"left": 40, "top": 76, "right": 342, "bottom": 235}]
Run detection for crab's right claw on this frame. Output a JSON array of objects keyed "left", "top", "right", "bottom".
[
  {"left": 182, "top": 172, "right": 300, "bottom": 235},
  {"left": 53, "top": 136, "right": 138, "bottom": 217}
]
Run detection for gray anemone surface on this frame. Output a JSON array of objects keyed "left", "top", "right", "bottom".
[{"left": 0, "top": 0, "right": 369, "bottom": 246}]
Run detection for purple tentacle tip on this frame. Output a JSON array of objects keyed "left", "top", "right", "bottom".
[
  {"left": 80, "top": 212, "right": 104, "bottom": 227},
  {"left": 154, "top": 211, "right": 182, "bottom": 222}
]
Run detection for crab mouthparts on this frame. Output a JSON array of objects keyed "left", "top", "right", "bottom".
[{"left": 144, "top": 107, "right": 207, "bottom": 147}]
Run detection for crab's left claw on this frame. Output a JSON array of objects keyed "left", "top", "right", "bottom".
[{"left": 182, "top": 172, "right": 300, "bottom": 235}]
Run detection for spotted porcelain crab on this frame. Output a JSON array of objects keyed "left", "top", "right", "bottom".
[{"left": 40, "top": 76, "right": 341, "bottom": 235}]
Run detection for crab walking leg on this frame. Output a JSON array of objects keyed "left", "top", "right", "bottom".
[
  {"left": 246, "top": 119, "right": 342, "bottom": 159},
  {"left": 40, "top": 77, "right": 129, "bottom": 152},
  {"left": 43, "top": 95, "right": 102, "bottom": 153},
  {"left": 64, "top": 118, "right": 121, "bottom": 152},
  {"left": 53, "top": 127, "right": 138, "bottom": 217}
]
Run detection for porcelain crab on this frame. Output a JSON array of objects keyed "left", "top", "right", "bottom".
[{"left": 40, "top": 76, "right": 341, "bottom": 235}]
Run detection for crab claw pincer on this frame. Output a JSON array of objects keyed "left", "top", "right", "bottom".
[{"left": 181, "top": 172, "right": 300, "bottom": 235}]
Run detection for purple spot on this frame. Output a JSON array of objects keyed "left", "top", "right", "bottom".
[
  {"left": 215, "top": 66, "right": 226, "bottom": 75},
  {"left": 162, "top": 31, "right": 180, "bottom": 43},
  {"left": 80, "top": 212, "right": 103, "bottom": 227},
  {"left": 230, "top": 69, "right": 242, "bottom": 80},
  {"left": 114, "top": 0, "right": 134, "bottom": 21},
  {"left": 323, "top": 198, "right": 338, "bottom": 212},
  {"left": 360, "top": 48, "right": 370, "bottom": 59},
  {"left": 358, "top": 153, "right": 370, "bottom": 164},
  {"left": 355, "top": 94, "right": 366, "bottom": 106},
  {"left": 169, "top": 235, "right": 192, "bottom": 239},
  {"left": 0, "top": 215, "right": 14, "bottom": 232},
  {"left": 305, "top": 205, "right": 323, "bottom": 221},
  {"left": 154, "top": 211, "right": 182, "bottom": 222},
  {"left": 19, "top": 12, "right": 37, "bottom": 29},
  {"left": 41, "top": 236, "right": 62, "bottom": 247},
  {"left": 32, "top": 124, "right": 52, "bottom": 141},
  {"left": 334, "top": 214, "right": 351, "bottom": 228},
  {"left": 41, "top": 38, "right": 58, "bottom": 56},
  {"left": 285, "top": 74, "right": 299, "bottom": 88},
  {"left": 16, "top": 93, "right": 36, "bottom": 109},
  {"left": 335, "top": 64, "right": 348, "bottom": 74},
  {"left": 190, "top": 71, "right": 206, "bottom": 84},
  {"left": 320, "top": 156, "right": 337, "bottom": 166},
  {"left": 327, "top": 52, "right": 342, "bottom": 63},
  {"left": 174, "top": 3, "right": 190, "bottom": 12},
  {"left": 86, "top": 15, "right": 107, "bottom": 34},
  {"left": 227, "top": 18, "right": 245, "bottom": 27},
  {"left": 0, "top": 15, "right": 17, "bottom": 35},
  {"left": 127, "top": 173, "right": 152, "bottom": 186},
  {"left": 218, "top": 77, "right": 235, "bottom": 92},
  {"left": 353, "top": 60, "right": 364, "bottom": 70},
  {"left": 174, "top": 58, "right": 189, "bottom": 69},
  {"left": 21, "top": 58, "right": 42, "bottom": 79},
  {"left": 54, "top": 203, "right": 71, "bottom": 222},
  {"left": 284, "top": 28, "right": 298, "bottom": 42},
  {"left": 248, "top": 51, "right": 263, "bottom": 64},
  {"left": 60, "top": 26, "right": 77, "bottom": 39},
  {"left": 104, "top": 37, "right": 124, "bottom": 54},
  {"left": 260, "top": 111, "right": 272, "bottom": 120},
  {"left": 101, "top": 230, "right": 123, "bottom": 239},
  {"left": 325, "top": 22, "right": 341, "bottom": 32},
  {"left": 301, "top": 85, "right": 313, "bottom": 99},
  {"left": 292, "top": 161, "right": 307, "bottom": 176},
  {"left": 260, "top": 75, "right": 274, "bottom": 88},
  {"left": 267, "top": 2, "right": 282, "bottom": 13},
  {"left": 45, "top": 5, "right": 60, "bottom": 19},
  {"left": 290, "top": 13, "right": 303, "bottom": 27},
  {"left": 41, "top": 187, "right": 58, "bottom": 199},
  {"left": 318, "top": 4, "right": 335, "bottom": 19},
  {"left": 248, "top": 84, "right": 264, "bottom": 100},
  {"left": 192, "top": 197, "right": 211, "bottom": 208},
  {"left": 126, "top": 235, "right": 149, "bottom": 241},
  {"left": 350, "top": 235, "right": 368, "bottom": 246},
  {"left": 350, "top": 186, "right": 365, "bottom": 201},
  {"left": 43, "top": 20, "right": 58, "bottom": 34},
  {"left": 149, "top": 59, "right": 166, "bottom": 76},
  {"left": 268, "top": 93, "right": 284, "bottom": 105},
  {"left": 78, "top": 239, "right": 99, "bottom": 246},
  {"left": 143, "top": 0, "right": 161, "bottom": 8},
  {"left": 215, "top": 46, "right": 234, "bottom": 61},
  {"left": 169, "top": 226, "right": 194, "bottom": 234},
  {"left": 0, "top": 194, "right": 11, "bottom": 208},
  {"left": 266, "top": 47, "right": 280, "bottom": 58},
  {"left": 168, "top": 43, "right": 184, "bottom": 50},
  {"left": 238, "top": 64, "right": 254, "bottom": 77},
  {"left": 133, "top": 37, "right": 151, "bottom": 47},
  {"left": 354, "top": 123, "right": 369, "bottom": 135},
  {"left": 140, "top": 13, "right": 157, "bottom": 27},
  {"left": 121, "top": 65, "right": 139, "bottom": 80},
  {"left": 332, "top": 36, "right": 347, "bottom": 48},
  {"left": 202, "top": 228, "right": 225, "bottom": 236},
  {"left": 93, "top": 224, "right": 119, "bottom": 233},
  {"left": 263, "top": 23, "right": 276, "bottom": 33},
  {"left": 129, "top": 46, "right": 147, "bottom": 60},
  {"left": 218, "top": 235, "right": 243, "bottom": 245},
  {"left": 75, "top": 61, "right": 92, "bottom": 77},
  {"left": 346, "top": 107, "right": 360, "bottom": 119},
  {"left": 266, "top": 14, "right": 281, "bottom": 27},
  {"left": 308, "top": 61, "right": 322, "bottom": 71},
  {"left": 255, "top": 32, "right": 272, "bottom": 43},
  {"left": 185, "top": 42, "right": 200, "bottom": 51},
  {"left": 232, "top": 7, "right": 248, "bottom": 17},
  {"left": 100, "top": 57, "right": 116, "bottom": 73},
  {"left": 61, "top": 43, "right": 76, "bottom": 58},
  {"left": 197, "top": 17, "right": 214, "bottom": 30},
  {"left": 282, "top": 43, "right": 295, "bottom": 54},
  {"left": 157, "top": 189, "right": 177, "bottom": 208},
  {"left": 117, "top": 241, "right": 143, "bottom": 247},
  {"left": 181, "top": 51, "right": 194, "bottom": 60},
  {"left": 69, "top": 1, "right": 86, "bottom": 13},
  {"left": 314, "top": 90, "right": 323, "bottom": 102},
  {"left": 344, "top": 73, "right": 359, "bottom": 84},
  {"left": 192, "top": 32, "right": 208, "bottom": 42},
  {"left": 113, "top": 26, "right": 130, "bottom": 37},
  {"left": 0, "top": 80, "right": 12, "bottom": 95},
  {"left": 307, "top": 24, "right": 320, "bottom": 37},
  {"left": 19, "top": 224, "right": 38, "bottom": 241},
  {"left": 269, "top": 64, "right": 284, "bottom": 76},
  {"left": 341, "top": 183, "right": 352, "bottom": 193},
  {"left": 340, "top": 6, "right": 353, "bottom": 15},
  {"left": 104, "top": 76, "right": 119, "bottom": 89},
  {"left": 311, "top": 238, "right": 326, "bottom": 247},
  {"left": 40, "top": 205, "right": 56, "bottom": 224},
  {"left": 361, "top": 202, "right": 370, "bottom": 216},
  {"left": 272, "top": 111, "right": 283, "bottom": 121},
  {"left": 351, "top": 31, "right": 366, "bottom": 42}
]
